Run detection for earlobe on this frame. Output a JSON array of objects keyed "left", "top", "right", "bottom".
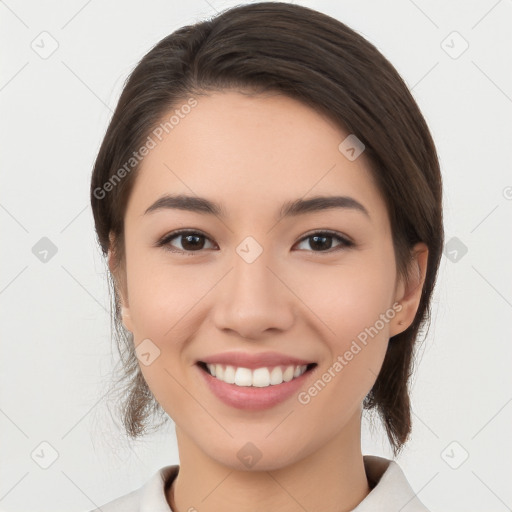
[
  {"left": 116, "top": 280, "right": 133, "bottom": 333},
  {"left": 108, "top": 232, "right": 133, "bottom": 332},
  {"left": 391, "top": 242, "right": 429, "bottom": 336},
  {"left": 121, "top": 306, "right": 133, "bottom": 332}
]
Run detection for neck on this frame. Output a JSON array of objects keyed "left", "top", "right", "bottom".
[{"left": 167, "top": 411, "right": 371, "bottom": 512}]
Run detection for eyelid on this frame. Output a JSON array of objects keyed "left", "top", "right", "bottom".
[{"left": 297, "top": 229, "right": 354, "bottom": 246}]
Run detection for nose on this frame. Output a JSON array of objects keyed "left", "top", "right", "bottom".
[{"left": 212, "top": 248, "right": 295, "bottom": 340}]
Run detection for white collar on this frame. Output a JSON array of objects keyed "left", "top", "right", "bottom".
[{"left": 96, "top": 455, "right": 430, "bottom": 511}]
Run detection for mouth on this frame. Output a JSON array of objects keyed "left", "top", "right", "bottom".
[{"left": 196, "top": 361, "right": 318, "bottom": 388}]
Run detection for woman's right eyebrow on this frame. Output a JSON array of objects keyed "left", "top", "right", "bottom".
[{"left": 143, "top": 193, "right": 371, "bottom": 222}]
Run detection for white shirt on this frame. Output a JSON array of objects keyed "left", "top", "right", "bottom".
[{"left": 88, "top": 455, "right": 430, "bottom": 512}]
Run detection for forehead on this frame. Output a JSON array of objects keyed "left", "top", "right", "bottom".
[{"left": 125, "top": 91, "right": 388, "bottom": 226}]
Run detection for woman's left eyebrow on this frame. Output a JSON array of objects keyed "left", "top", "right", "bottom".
[{"left": 143, "top": 193, "right": 371, "bottom": 221}]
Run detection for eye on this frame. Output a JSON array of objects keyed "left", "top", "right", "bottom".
[
  {"left": 157, "top": 230, "right": 216, "bottom": 254},
  {"left": 156, "top": 229, "right": 354, "bottom": 255},
  {"left": 294, "top": 230, "right": 354, "bottom": 253}
]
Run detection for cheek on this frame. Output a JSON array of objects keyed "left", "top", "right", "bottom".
[
  {"left": 123, "top": 250, "right": 207, "bottom": 400},
  {"left": 294, "top": 252, "right": 395, "bottom": 401},
  {"left": 298, "top": 281, "right": 392, "bottom": 419},
  {"left": 296, "top": 253, "right": 396, "bottom": 343},
  {"left": 124, "top": 245, "right": 202, "bottom": 338},
  {"left": 127, "top": 264, "right": 199, "bottom": 419}
]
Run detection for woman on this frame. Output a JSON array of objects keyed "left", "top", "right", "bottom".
[{"left": 89, "top": 2, "right": 443, "bottom": 511}]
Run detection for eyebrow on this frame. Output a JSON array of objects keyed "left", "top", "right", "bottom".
[{"left": 143, "top": 194, "right": 370, "bottom": 220}]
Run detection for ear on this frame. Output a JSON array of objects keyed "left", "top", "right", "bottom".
[
  {"left": 390, "top": 242, "right": 429, "bottom": 337},
  {"left": 108, "top": 231, "right": 133, "bottom": 333}
]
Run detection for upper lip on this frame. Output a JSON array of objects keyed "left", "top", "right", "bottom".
[{"left": 198, "top": 351, "right": 315, "bottom": 370}]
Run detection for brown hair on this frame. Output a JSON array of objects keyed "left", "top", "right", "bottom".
[{"left": 90, "top": 1, "right": 443, "bottom": 456}]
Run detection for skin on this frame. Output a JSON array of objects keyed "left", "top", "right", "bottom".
[{"left": 109, "top": 90, "right": 428, "bottom": 512}]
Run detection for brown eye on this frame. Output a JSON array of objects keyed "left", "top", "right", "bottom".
[
  {"left": 295, "top": 231, "right": 354, "bottom": 253},
  {"left": 157, "top": 230, "right": 216, "bottom": 254},
  {"left": 156, "top": 229, "right": 353, "bottom": 256}
]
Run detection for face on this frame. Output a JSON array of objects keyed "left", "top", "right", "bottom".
[{"left": 112, "top": 90, "right": 425, "bottom": 470}]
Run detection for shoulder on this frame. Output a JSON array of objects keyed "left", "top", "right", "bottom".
[
  {"left": 356, "top": 455, "right": 431, "bottom": 512},
  {"left": 86, "top": 465, "right": 179, "bottom": 512}
]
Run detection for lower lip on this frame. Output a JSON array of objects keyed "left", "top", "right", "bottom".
[{"left": 196, "top": 363, "right": 316, "bottom": 411}]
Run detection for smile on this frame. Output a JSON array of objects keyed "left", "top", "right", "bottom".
[
  {"left": 196, "top": 361, "right": 318, "bottom": 411},
  {"left": 198, "top": 362, "right": 316, "bottom": 388}
]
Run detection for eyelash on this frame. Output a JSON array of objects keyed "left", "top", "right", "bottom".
[{"left": 155, "top": 229, "right": 354, "bottom": 256}]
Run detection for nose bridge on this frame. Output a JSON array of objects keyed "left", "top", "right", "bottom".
[
  {"left": 233, "top": 244, "right": 275, "bottom": 299},
  {"left": 212, "top": 239, "right": 294, "bottom": 338}
]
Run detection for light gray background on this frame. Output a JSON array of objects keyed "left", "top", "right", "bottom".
[{"left": 1, "top": 1, "right": 511, "bottom": 511}]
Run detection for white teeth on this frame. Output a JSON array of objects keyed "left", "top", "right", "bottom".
[
  {"left": 235, "top": 367, "right": 253, "bottom": 386},
  {"left": 252, "top": 367, "right": 270, "bottom": 387},
  {"left": 205, "top": 363, "right": 308, "bottom": 387},
  {"left": 270, "top": 366, "right": 283, "bottom": 385},
  {"left": 223, "top": 365, "right": 236, "bottom": 384}
]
